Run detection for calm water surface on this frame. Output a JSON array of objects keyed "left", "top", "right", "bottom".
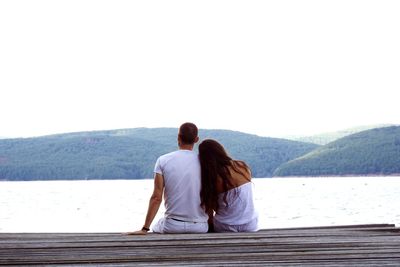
[{"left": 0, "top": 177, "right": 399, "bottom": 232}]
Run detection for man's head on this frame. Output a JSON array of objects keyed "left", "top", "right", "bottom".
[{"left": 178, "top": 122, "right": 199, "bottom": 147}]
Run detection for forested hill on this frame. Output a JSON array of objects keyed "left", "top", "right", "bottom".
[
  {"left": 0, "top": 128, "right": 318, "bottom": 180},
  {"left": 273, "top": 126, "right": 400, "bottom": 177},
  {"left": 288, "top": 124, "right": 393, "bottom": 145}
]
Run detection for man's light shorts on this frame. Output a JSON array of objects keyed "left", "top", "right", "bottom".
[{"left": 152, "top": 217, "right": 208, "bottom": 234}]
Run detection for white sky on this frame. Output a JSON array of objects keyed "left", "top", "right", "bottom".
[{"left": 1, "top": 0, "right": 399, "bottom": 138}]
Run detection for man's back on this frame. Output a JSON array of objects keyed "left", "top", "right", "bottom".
[
  {"left": 130, "top": 122, "right": 207, "bottom": 234},
  {"left": 154, "top": 150, "right": 208, "bottom": 222}
]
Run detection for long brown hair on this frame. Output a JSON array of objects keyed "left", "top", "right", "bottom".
[{"left": 198, "top": 139, "right": 250, "bottom": 213}]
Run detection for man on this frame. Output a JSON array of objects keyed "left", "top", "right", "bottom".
[{"left": 130, "top": 122, "right": 208, "bottom": 234}]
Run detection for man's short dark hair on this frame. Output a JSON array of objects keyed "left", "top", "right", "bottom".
[{"left": 179, "top": 122, "right": 198, "bottom": 145}]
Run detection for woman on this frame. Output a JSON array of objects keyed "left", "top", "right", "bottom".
[{"left": 198, "top": 139, "right": 258, "bottom": 232}]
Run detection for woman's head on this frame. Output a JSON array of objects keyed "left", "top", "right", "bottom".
[{"left": 198, "top": 139, "right": 231, "bottom": 166}]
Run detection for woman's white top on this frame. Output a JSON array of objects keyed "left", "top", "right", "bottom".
[{"left": 214, "top": 182, "right": 258, "bottom": 225}]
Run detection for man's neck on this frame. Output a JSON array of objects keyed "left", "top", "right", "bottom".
[{"left": 179, "top": 144, "right": 194, "bottom": 151}]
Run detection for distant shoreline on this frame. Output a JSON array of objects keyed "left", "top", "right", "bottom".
[
  {"left": 271, "top": 173, "right": 400, "bottom": 178},
  {"left": 1, "top": 174, "right": 400, "bottom": 182}
]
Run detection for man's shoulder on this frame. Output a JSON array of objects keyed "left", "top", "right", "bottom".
[
  {"left": 159, "top": 150, "right": 180, "bottom": 159},
  {"left": 157, "top": 150, "right": 179, "bottom": 163},
  {"left": 158, "top": 150, "right": 197, "bottom": 162}
]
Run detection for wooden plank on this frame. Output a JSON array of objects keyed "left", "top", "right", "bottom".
[{"left": 1, "top": 224, "right": 399, "bottom": 266}]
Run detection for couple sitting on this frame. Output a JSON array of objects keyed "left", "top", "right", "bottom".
[{"left": 130, "top": 122, "right": 258, "bottom": 234}]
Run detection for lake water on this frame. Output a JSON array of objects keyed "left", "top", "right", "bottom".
[{"left": 0, "top": 177, "right": 399, "bottom": 232}]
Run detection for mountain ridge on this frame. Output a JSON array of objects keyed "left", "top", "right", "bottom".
[
  {"left": 274, "top": 126, "right": 400, "bottom": 177},
  {"left": 285, "top": 124, "right": 395, "bottom": 145},
  {"left": 0, "top": 128, "right": 318, "bottom": 180}
]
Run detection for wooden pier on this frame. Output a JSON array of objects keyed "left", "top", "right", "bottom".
[{"left": 1, "top": 224, "right": 399, "bottom": 266}]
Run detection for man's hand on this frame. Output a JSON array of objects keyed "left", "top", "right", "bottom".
[
  {"left": 125, "top": 229, "right": 148, "bottom": 235},
  {"left": 126, "top": 173, "right": 163, "bottom": 237}
]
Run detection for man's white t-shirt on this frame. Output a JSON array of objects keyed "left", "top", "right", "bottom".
[{"left": 154, "top": 149, "right": 208, "bottom": 223}]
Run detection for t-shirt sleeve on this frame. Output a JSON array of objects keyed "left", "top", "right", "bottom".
[{"left": 154, "top": 157, "right": 163, "bottom": 174}]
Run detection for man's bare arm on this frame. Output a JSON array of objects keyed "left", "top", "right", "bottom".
[{"left": 127, "top": 173, "right": 164, "bottom": 235}]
